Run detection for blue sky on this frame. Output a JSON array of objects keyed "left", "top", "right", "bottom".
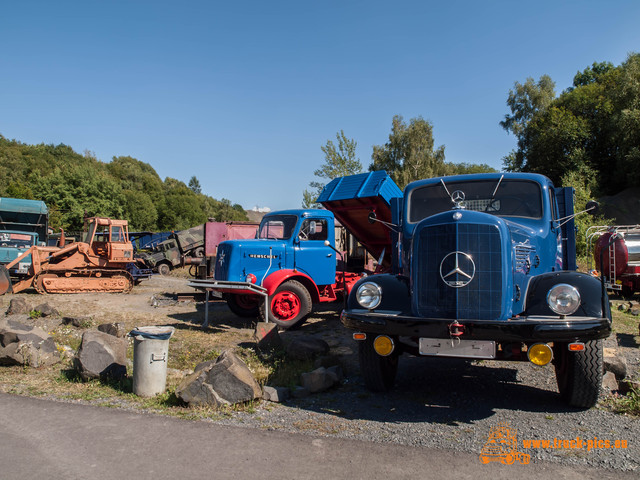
[{"left": 1, "top": 1, "right": 638, "bottom": 211}]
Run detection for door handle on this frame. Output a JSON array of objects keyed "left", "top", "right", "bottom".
[{"left": 326, "top": 253, "right": 333, "bottom": 257}]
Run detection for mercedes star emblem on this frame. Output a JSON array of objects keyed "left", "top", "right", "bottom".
[
  {"left": 439, "top": 251, "right": 475, "bottom": 288},
  {"left": 218, "top": 251, "right": 226, "bottom": 267},
  {"left": 451, "top": 190, "right": 465, "bottom": 206}
]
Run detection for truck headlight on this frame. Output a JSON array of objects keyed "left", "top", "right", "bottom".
[
  {"left": 356, "top": 282, "right": 382, "bottom": 309},
  {"left": 546, "top": 284, "right": 580, "bottom": 315}
]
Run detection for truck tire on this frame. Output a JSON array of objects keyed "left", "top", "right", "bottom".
[
  {"left": 358, "top": 336, "right": 399, "bottom": 392},
  {"left": 260, "top": 280, "right": 311, "bottom": 329},
  {"left": 226, "top": 294, "right": 260, "bottom": 318},
  {"left": 157, "top": 263, "right": 171, "bottom": 276},
  {"left": 553, "top": 339, "right": 603, "bottom": 408}
]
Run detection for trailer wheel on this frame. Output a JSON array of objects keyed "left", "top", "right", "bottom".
[
  {"left": 358, "top": 335, "right": 398, "bottom": 392},
  {"left": 226, "top": 294, "right": 260, "bottom": 318},
  {"left": 260, "top": 280, "right": 311, "bottom": 329},
  {"left": 157, "top": 263, "right": 171, "bottom": 276},
  {"left": 553, "top": 339, "right": 603, "bottom": 408}
]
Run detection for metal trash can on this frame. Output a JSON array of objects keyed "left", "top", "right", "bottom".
[{"left": 130, "top": 326, "right": 175, "bottom": 397}]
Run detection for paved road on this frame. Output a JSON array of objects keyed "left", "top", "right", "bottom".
[{"left": 0, "top": 393, "right": 633, "bottom": 480}]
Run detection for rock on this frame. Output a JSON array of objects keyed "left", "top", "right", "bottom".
[
  {"left": 601, "top": 371, "right": 619, "bottom": 392},
  {"left": 604, "top": 355, "right": 628, "bottom": 380},
  {"left": 176, "top": 349, "right": 261, "bottom": 407},
  {"left": 5, "top": 298, "right": 30, "bottom": 315},
  {"left": 300, "top": 367, "right": 336, "bottom": 393},
  {"left": 62, "top": 316, "right": 93, "bottom": 328},
  {"left": 263, "top": 385, "right": 290, "bottom": 403},
  {"left": 97, "top": 322, "right": 126, "bottom": 338},
  {"left": 291, "top": 386, "right": 310, "bottom": 398},
  {"left": 254, "top": 322, "right": 283, "bottom": 351},
  {"left": 327, "top": 365, "right": 344, "bottom": 383},
  {"left": 74, "top": 330, "right": 127, "bottom": 381},
  {"left": 0, "top": 318, "right": 60, "bottom": 367},
  {"left": 618, "top": 379, "right": 640, "bottom": 395},
  {"left": 285, "top": 337, "right": 330, "bottom": 360},
  {"left": 33, "top": 302, "right": 59, "bottom": 317},
  {"left": 630, "top": 308, "right": 640, "bottom": 317}
]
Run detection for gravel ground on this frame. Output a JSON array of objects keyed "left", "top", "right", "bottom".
[
  {"left": 2, "top": 275, "right": 638, "bottom": 472},
  {"left": 203, "top": 307, "right": 640, "bottom": 473}
]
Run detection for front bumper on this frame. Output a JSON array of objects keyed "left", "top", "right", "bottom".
[{"left": 341, "top": 310, "right": 611, "bottom": 343}]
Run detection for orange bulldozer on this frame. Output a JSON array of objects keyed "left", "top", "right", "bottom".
[{"left": 0, "top": 217, "right": 136, "bottom": 295}]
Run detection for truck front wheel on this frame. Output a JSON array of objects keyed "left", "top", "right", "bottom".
[
  {"left": 260, "top": 280, "right": 312, "bottom": 329},
  {"left": 553, "top": 339, "right": 603, "bottom": 408},
  {"left": 226, "top": 294, "right": 260, "bottom": 318},
  {"left": 157, "top": 263, "right": 171, "bottom": 276},
  {"left": 358, "top": 336, "right": 399, "bottom": 392}
]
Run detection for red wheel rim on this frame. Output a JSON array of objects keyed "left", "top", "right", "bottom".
[
  {"left": 271, "top": 291, "right": 301, "bottom": 321},
  {"left": 236, "top": 295, "right": 259, "bottom": 309}
]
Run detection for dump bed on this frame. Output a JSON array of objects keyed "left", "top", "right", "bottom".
[{"left": 317, "top": 171, "right": 402, "bottom": 267}]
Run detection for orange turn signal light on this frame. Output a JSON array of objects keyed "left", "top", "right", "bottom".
[
  {"left": 568, "top": 342, "right": 585, "bottom": 351},
  {"left": 353, "top": 333, "right": 367, "bottom": 341}
]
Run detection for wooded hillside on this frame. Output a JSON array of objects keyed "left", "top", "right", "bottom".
[{"left": 0, "top": 137, "right": 247, "bottom": 231}]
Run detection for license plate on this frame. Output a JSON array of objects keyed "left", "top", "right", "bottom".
[{"left": 419, "top": 338, "right": 496, "bottom": 359}]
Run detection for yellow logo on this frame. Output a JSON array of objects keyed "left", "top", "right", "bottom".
[{"left": 479, "top": 423, "right": 530, "bottom": 465}]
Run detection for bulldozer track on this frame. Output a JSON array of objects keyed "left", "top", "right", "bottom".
[{"left": 34, "top": 269, "right": 134, "bottom": 294}]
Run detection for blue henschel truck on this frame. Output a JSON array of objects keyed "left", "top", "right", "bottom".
[{"left": 192, "top": 171, "right": 610, "bottom": 408}]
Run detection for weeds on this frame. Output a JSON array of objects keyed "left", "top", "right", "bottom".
[{"left": 603, "top": 388, "right": 640, "bottom": 416}]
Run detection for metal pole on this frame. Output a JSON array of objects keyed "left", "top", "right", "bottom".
[{"left": 203, "top": 290, "right": 210, "bottom": 328}]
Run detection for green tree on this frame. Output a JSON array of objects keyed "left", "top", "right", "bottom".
[
  {"left": 500, "top": 75, "right": 556, "bottom": 172},
  {"left": 188, "top": 176, "right": 202, "bottom": 194},
  {"left": 302, "top": 130, "right": 362, "bottom": 207},
  {"left": 501, "top": 53, "right": 640, "bottom": 195},
  {"left": 370, "top": 115, "right": 447, "bottom": 189}
]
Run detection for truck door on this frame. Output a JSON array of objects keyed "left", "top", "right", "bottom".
[{"left": 294, "top": 218, "right": 336, "bottom": 286}]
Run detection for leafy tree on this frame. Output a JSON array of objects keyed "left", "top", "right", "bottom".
[
  {"left": 188, "top": 176, "right": 202, "bottom": 194},
  {"left": 370, "top": 115, "right": 447, "bottom": 189},
  {"left": 303, "top": 130, "right": 362, "bottom": 207},
  {"left": 500, "top": 75, "right": 556, "bottom": 172},
  {"left": 501, "top": 53, "right": 640, "bottom": 196}
]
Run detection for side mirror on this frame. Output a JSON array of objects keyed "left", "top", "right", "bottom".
[
  {"left": 308, "top": 221, "right": 316, "bottom": 235},
  {"left": 586, "top": 200, "right": 600, "bottom": 216},
  {"left": 368, "top": 211, "right": 377, "bottom": 224}
]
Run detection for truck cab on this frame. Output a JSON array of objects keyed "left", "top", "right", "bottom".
[
  {"left": 209, "top": 209, "right": 345, "bottom": 327},
  {"left": 340, "top": 172, "right": 611, "bottom": 408},
  {"left": 0, "top": 231, "right": 40, "bottom": 278}
]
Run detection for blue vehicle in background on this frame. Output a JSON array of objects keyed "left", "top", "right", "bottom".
[{"left": 0, "top": 197, "right": 48, "bottom": 279}]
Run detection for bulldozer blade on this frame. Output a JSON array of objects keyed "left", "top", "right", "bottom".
[{"left": 0, "top": 266, "right": 13, "bottom": 295}]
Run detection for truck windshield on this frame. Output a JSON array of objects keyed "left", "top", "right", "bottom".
[
  {"left": 258, "top": 215, "right": 298, "bottom": 240},
  {"left": 0, "top": 232, "right": 35, "bottom": 248},
  {"left": 408, "top": 179, "right": 543, "bottom": 223}
]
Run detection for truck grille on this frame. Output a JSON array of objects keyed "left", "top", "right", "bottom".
[
  {"left": 415, "top": 223, "right": 503, "bottom": 320},
  {"left": 214, "top": 243, "right": 232, "bottom": 280}
]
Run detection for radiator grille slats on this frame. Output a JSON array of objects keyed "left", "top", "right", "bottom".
[{"left": 415, "top": 223, "right": 503, "bottom": 319}]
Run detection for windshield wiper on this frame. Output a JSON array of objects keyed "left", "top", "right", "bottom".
[{"left": 485, "top": 174, "right": 504, "bottom": 212}]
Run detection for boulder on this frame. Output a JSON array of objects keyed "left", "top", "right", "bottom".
[
  {"left": 604, "top": 355, "right": 628, "bottom": 380},
  {"left": 285, "top": 337, "right": 330, "bottom": 360},
  {"left": 0, "top": 318, "right": 60, "bottom": 367},
  {"left": 75, "top": 330, "right": 127, "bottom": 381},
  {"left": 62, "top": 316, "right": 93, "bottom": 328},
  {"left": 601, "top": 371, "right": 619, "bottom": 392},
  {"left": 33, "top": 302, "right": 59, "bottom": 317},
  {"left": 97, "top": 322, "right": 126, "bottom": 338},
  {"left": 254, "top": 322, "right": 283, "bottom": 351},
  {"left": 300, "top": 367, "right": 336, "bottom": 393},
  {"left": 176, "top": 349, "right": 261, "bottom": 407},
  {"left": 263, "top": 385, "right": 290, "bottom": 403},
  {"left": 5, "top": 298, "right": 31, "bottom": 315}
]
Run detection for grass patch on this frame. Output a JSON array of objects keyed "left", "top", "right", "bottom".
[{"left": 602, "top": 388, "right": 640, "bottom": 416}]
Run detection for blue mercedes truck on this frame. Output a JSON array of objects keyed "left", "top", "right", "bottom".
[{"left": 330, "top": 172, "right": 610, "bottom": 408}]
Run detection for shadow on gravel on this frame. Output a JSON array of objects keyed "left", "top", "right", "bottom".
[
  {"left": 616, "top": 332, "right": 639, "bottom": 348},
  {"left": 167, "top": 300, "right": 257, "bottom": 331},
  {"left": 290, "top": 353, "right": 578, "bottom": 424}
]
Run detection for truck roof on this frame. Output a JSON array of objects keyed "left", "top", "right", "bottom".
[
  {"left": 263, "top": 209, "right": 335, "bottom": 219},
  {"left": 0, "top": 197, "right": 48, "bottom": 215},
  {"left": 405, "top": 172, "right": 553, "bottom": 191}
]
